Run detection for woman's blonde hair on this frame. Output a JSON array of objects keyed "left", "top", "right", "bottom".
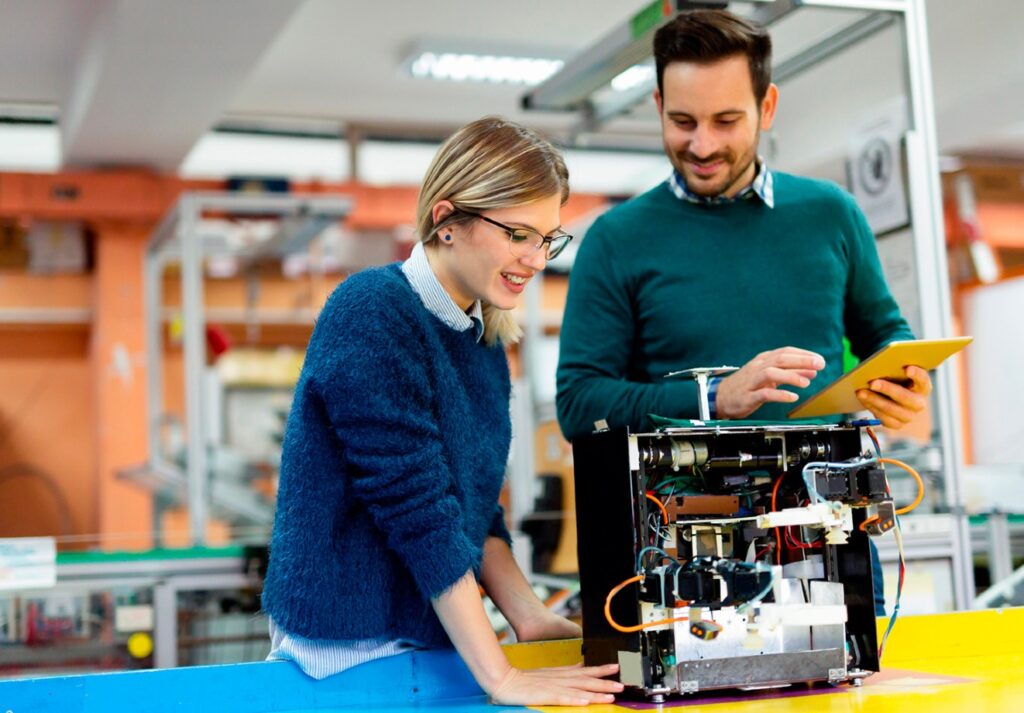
[{"left": 416, "top": 116, "right": 569, "bottom": 346}]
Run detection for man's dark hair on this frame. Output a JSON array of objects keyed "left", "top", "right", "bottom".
[{"left": 654, "top": 9, "right": 773, "bottom": 105}]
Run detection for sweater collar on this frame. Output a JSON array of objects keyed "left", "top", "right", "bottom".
[
  {"left": 401, "top": 242, "right": 484, "bottom": 342},
  {"left": 667, "top": 159, "right": 775, "bottom": 209}
]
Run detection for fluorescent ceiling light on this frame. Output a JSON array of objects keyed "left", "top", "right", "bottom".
[
  {"left": 407, "top": 51, "right": 564, "bottom": 86},
  {"left": 180, "top": 132, "right": 350, "bottom": 181},
  {"left": 610, "top": 64, "right": 656, "bottom": 92},
  {"left": 0, "top": 124, "right": 61, "bottom": 171}
]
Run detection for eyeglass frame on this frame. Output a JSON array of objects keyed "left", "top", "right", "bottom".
[{"left": 456, "top": 210, "right": 574, "bottom": 261}]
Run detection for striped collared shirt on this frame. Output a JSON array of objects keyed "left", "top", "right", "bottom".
[
  {"left": 667, "top": 160, "right": 775, "bottom": 209},
  {"left": 402, "top": 241, "right": 484, "bottom": 342}
]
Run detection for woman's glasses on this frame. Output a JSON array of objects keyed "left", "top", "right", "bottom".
[{"left": 463, "top": 212, "right": 573, "bottom": 260}]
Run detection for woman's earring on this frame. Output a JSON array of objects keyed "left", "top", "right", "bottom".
[{"left": 443, "top": 234, "right": 452, "bottom": 242}]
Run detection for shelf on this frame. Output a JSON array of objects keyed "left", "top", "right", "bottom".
[{"left": 0, "top": 307, "right": 92, "bottom": 332}]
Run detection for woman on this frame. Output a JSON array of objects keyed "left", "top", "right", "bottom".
[{"left": 261, "top": 117, "right": 622, "bottom": 707}]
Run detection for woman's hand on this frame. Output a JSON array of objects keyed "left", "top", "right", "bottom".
[
  {"left": 489, "top": 662, "right": 622, "bottom": 707},
  {"left": 433, "top": 572, "right": 622, "bottom": 707}
]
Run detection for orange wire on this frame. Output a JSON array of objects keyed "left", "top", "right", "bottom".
[
  {"left": 604, "top": 574, "right": 689, "bottom": 633},
  {"left": 645, "top": 492, "right": 670, "bottom": 525},
  {"left": 771, "top": 474, "right": 784, "bottom": 565},
  {"left": 859, "top": 457, "right": 925, "bottom": 531}
]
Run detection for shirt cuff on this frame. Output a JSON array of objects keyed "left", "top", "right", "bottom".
[{"left": 708, "top": 376, "right": 722, "bottom": 419}]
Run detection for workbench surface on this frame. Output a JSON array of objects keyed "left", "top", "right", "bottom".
[{"left": 2, "top": 608, "right": 1021, "bottom": 712}]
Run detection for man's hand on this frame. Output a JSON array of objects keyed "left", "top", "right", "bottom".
[
  {"left": 856, "top": 365, "right": 932, "bottom": 429},
  {"left": 715, "top": 347, "right": 826, "bottom": 419}
]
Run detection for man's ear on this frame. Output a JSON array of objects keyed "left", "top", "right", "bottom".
[
  {"left": 653, "top": 87, "right": 663, "bottom": 115},
  {"left": 760, "top": 83, "right": 779, "bottom": 131}
]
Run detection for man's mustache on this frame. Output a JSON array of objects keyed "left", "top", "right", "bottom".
[{"left": 679, "top": 152, "right": 733, "bottom": 165}]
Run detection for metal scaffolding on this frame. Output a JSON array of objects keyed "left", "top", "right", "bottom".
[{"left": 140, "top": 192, "right": 352, "bottom": 546}]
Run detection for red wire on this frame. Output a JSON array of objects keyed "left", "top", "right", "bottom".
[{"left": 771, "top": 475, "right": 784, "bottom": 565}]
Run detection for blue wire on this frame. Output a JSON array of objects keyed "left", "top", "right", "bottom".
[
  {"left": 738, "top": 563, "right": 774, "bottom": 613},
  {"left": 802, "top": 458, "right": 879, "bottom": 504},
  {"left": 636, "top": 546, "right": 674, "bottom": 572},
  {"left": 878, "top": 513, "right": 904, "bottom": 658}
]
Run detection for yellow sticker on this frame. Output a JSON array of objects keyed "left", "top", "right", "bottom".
[{"left": 127, "top": 631, "right": 154, "bottom": 659}]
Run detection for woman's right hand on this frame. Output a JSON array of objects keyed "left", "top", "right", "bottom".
[{"left": 488, "top": 662, "right": 623, "bottom": 707}]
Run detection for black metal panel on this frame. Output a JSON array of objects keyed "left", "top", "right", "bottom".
[
  {"left": 572, "top": 428, "right": 642, "bottom": 665},
  {"left": 837, "top": 509, "right": 881, "bottom": 672}
]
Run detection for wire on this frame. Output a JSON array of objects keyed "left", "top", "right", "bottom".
[
  {"left": 878, "top": 514, "right": 905, "bottom": 659},
  {"left": 859, "top": 457, "right": 925, "bottom": 531},
  {"left": 636, "top": 546, "right": 674, "bottom": 571},
  {"left": 865, "top": 426, "right": 882, "bottom": 459},
  {"left": 802, "top": 458, "right": 878, "bottom": 505},
  {"left": 645, "top": 492, "right": 670, "bottom": 526},
  {"left": 771, "top": 474, "right": 784, "bottom": 565},
  {"left": 603, "top": 574, "right": 689, "bottom": 633},
  {"left": 785, "top": 526, "right": 822, "bottom": 550},
  {"left": 737, "top": 563, "right": 774, "bottom": 615},
  {"left": 881, "top": 458, "right": 924, "bottom": 515}
]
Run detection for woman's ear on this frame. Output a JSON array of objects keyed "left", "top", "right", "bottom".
[{"left": 431, "top": 200, "right": 456, "bottom": 227}]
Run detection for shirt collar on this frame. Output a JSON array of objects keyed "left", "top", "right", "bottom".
[
  {"left": 401, "top": 242, "right": 484, "bottom": 342},
  {"left": 667, "top": 159, "right": 774, "bottom": 209}
]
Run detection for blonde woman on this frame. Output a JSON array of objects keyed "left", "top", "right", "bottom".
[{"left": 262, "top": 117, "right": 622, "bottom": 707}]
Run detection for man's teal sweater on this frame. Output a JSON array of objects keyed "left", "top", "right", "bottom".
[{"left": 556, "top": 172, "right": 912, "bottom": 440}]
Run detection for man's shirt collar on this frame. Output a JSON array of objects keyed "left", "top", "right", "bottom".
[{"left": 667, "top": 160, "right": 774, "bottom": 209}]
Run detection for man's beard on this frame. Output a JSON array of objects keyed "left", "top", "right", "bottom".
[
  {"left": 670, "top": 132, "right": 760, "bottom": 198},
  {"left": 671, "top": 125, "right": 761, "bottom": 197}
]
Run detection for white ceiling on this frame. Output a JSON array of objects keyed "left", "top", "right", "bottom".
[{"left": 0, "top": 0, "right": 1022, "bottom": 176}]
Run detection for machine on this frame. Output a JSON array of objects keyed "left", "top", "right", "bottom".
[{"left": 573, "top": 420, "right": 914, "bottom": 701}]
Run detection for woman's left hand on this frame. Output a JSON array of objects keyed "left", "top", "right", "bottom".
[{"left": 513, "top": 609, "right": 582, "bottom": 642}]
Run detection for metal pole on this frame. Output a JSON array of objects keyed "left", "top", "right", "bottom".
[
  {"left": 153, "top": 580, "right": 177, "bottom": 668},
  {"left": 144, "top": 249, "right": 164, "bottom": 485},
  {"left": 987, "top": 513, "right": 1014, "bottom": 587},
  {"left": 900, "top": 0, "right": 974, "bottom": 609},
  {"left": 180, "top": 195, "right": 209, "bottom": 547},
  {"left": 509, "top": 274, "right": 546, "bottom": 576}
]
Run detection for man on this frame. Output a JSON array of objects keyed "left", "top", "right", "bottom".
[
  {"left": 556, "top": 9, "right": 931, "bottom": 439},
  {"left": 555, "top": 9, "right": 931, "bottom": 616}
]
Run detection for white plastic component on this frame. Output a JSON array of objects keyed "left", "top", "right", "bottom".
[
  {"left": 757, "top": 603, "right": 848, "bottom": 629},
  {"left": 756, "top": 503, "right": 853, "bottom": 545}
]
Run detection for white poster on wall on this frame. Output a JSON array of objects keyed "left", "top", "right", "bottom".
[{"left": 847, "top": 98, "right": 909, "bottom": 236}]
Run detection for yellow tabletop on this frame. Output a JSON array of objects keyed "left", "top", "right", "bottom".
[{"left": 505, "top": 607, "right": 1024, "bottom": 712}]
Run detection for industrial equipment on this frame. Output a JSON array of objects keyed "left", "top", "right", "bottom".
[{"left": 574, "top": 421, "right": 918, "bottom": 700}]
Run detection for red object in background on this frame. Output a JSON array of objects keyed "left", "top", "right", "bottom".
[{"left": 205, "top": 323, "right": 231, "bottom": 362}]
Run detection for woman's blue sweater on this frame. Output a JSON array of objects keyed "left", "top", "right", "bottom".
[{"left": 261, "top": 264, "right": 512, "bottom": 647}]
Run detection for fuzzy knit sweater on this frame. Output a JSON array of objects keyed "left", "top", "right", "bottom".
[{"left": 261, "top": 264, "right": 512, "bottom": 647}]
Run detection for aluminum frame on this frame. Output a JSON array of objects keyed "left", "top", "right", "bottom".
[{"left": 143, "top": 192, "right": 352, "bottom": 546}]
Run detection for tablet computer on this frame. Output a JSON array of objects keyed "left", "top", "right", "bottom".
[{"left": 788, "top": 336, "right": 973, "bottom": 419}]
